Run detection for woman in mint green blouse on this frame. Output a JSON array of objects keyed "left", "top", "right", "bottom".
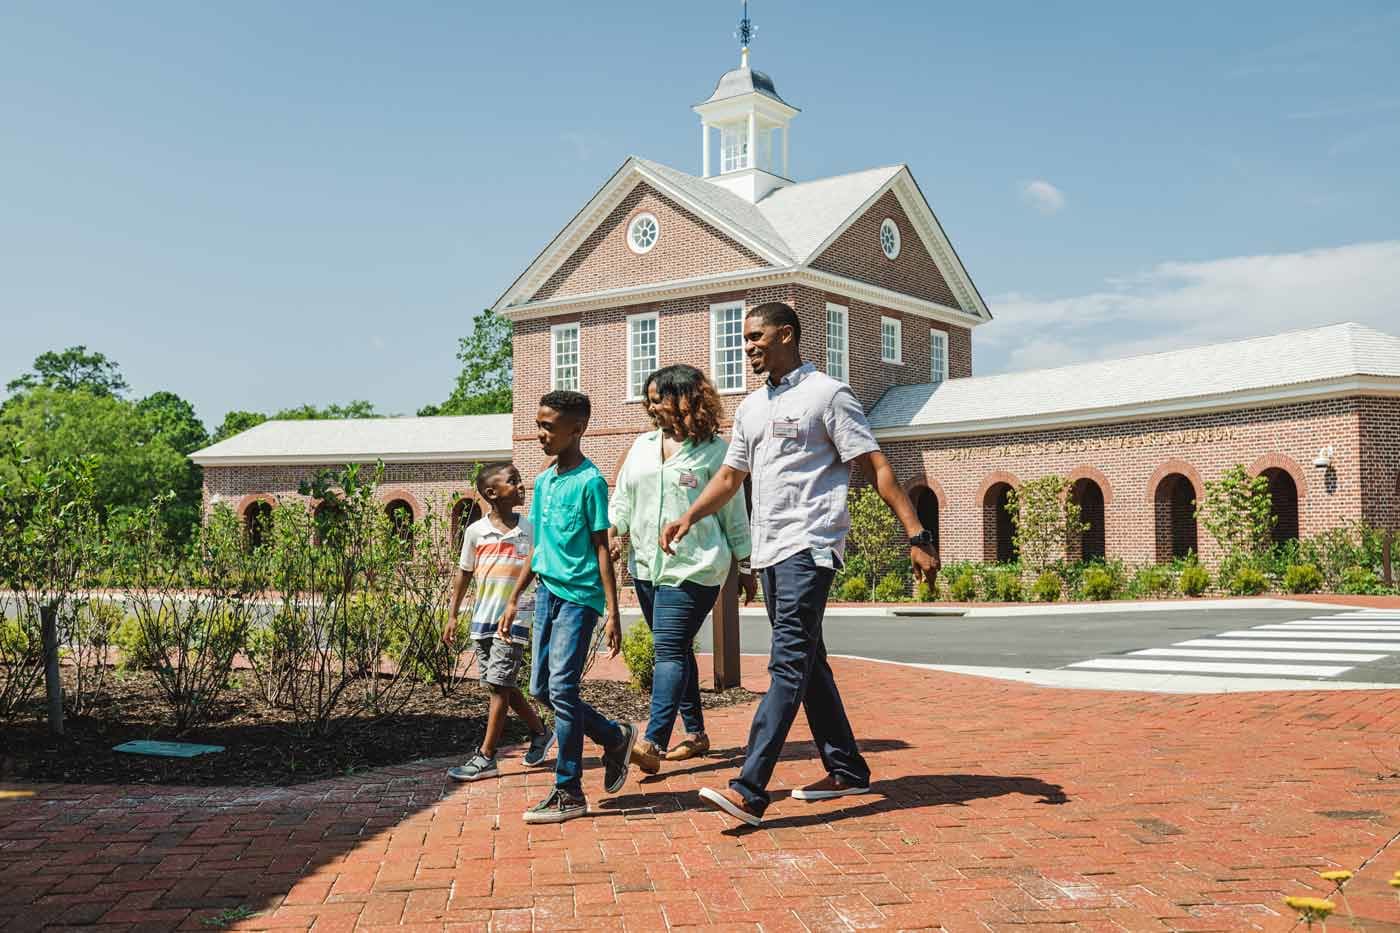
[{"left": 610, "top": 364, "right": 755, "bottom": 767}]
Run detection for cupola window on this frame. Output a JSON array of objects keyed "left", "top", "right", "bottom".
[{"left": 627, "top": 213, "right": 660, "bottom": 254}]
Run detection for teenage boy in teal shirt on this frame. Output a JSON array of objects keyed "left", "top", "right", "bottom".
[{"left": 497, "top": 390, "right": 643, "bottom": 823}]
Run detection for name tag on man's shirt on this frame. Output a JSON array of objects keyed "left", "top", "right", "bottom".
[
  {"left": 771, "top": 419, "right": 799, "bottom": 439},
  {"left": 677, "top": 470, "right": 698, "bottom": 488}
]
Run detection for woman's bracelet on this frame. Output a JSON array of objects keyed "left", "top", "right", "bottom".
[{"left": 737, "top": 560, "right": 752, "bottom": 575}]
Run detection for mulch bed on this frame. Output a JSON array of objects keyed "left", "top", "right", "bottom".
[{"left": 0, "top": 670, "right": 759, "bottom": 787}]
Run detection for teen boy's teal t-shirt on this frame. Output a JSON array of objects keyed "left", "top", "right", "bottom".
[{"left": 529, "top": 458, "right": 611, "bottom": 615}]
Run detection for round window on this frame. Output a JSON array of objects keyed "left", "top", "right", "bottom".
[
  {"left": 880, "top": 218, "right": 901, "bottom": 259},
  {"left": 627, "top": 212, "right": 660, "bottom": 254}
]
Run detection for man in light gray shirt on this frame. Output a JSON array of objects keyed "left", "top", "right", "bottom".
[{"left": 661, "top": 301, "right": 939, "bottom": 827}]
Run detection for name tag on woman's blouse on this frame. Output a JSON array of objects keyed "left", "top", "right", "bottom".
[
  {"left": 771, "top": 419, "right": 798, "bottom": 439},
  {"left": 678, "top": 471, "right": 698, "bottom": 488}
]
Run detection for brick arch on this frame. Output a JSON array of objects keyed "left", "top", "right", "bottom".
[
  {"left": 234, "top": 493, "right": 277, "bottom": 518},
  {"left": 1248, "top": 453, "right": 1308, "bottom": 501},
  {"left": 1145, "top": 459, "right": 1203, "bottom": 503},
  {"left": 977, "top": 472, "right": 1019, "bottom": 563},
  {"left": 1066, "top": 466, "right": 1114, "bottom": 506},
  {"left": 376, "top": 487, "right": 424, "bottom": 521},
  {"left": 904, "top": 474, "right": 946, "bottom": 551},
  {"left": 976, "top": 471, "right": 1020, "bottom": 505},
  {"left": 902, "top": 473, "right": 947, "bottom": 509}
]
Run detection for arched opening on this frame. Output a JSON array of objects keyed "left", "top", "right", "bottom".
[
  {"left": 911, "top": 486, "right": 940, "bottom": 551},
  {"left": 450, "top": 497, "right": 484, "bottom": 553},
  {"left": 1154, "top": 474, "right": 1198, "bottom": 561},
  {"left": 1070, "top": 478, "right": 1106, "bottom": 561},
  {"left": 1262, "top": 467, "right": 1299, "bottom": 545},
  {"left": 243, "top": 500, "right": 274, "bottom": 549},
  {"left": 385, "top": 499, "right": 415, "bottom": 542},
  {"left": 983, "top": 482, "right": 1016, "bottom": 563}
]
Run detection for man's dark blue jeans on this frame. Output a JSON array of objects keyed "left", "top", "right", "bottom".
[
  {"left": 730, "top": 549, "right": 870, "bottom": 814},
  {"left": 530, "top": 585, "right": 626, "bottom": 796},
  {"left": 633, "top": 578, "right": 720, "bottom": 749}
]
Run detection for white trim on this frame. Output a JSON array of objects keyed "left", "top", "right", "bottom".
[
  {"left": 825, "top": 302, "right": 849, "bottom": 383},
  {"left": 550, "top": 322, "right": 581, "bottom": 392},
  {"left": 871, "top": 375, "right": 1400, "bottom": 442},
  {"left": 626, "top": 212, "right": 659, "bottom": 255},
  {"left": 625, "top": 311, "right": 659, "bottom": 401},
  {"left": 500, "top": 265, "right": 982, "bottom": 331},
  {"left": 929, "top": 329, "right": 948, "bottom": 385},
  {"left": 193, "top": 449, "right": 514, "bottom": 467},
  {"left": 880, "top": 217, "right": 901, "bottom": 259},
  {"left": 710, "top": 301, "right": 747, "bottom": 394},
  {"left": 880, "top": 316, "right": 903, "bottom": 365}
]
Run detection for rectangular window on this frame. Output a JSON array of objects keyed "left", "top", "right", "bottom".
[
  {"left": 551, "top": 323, "right": 580, "bottom": 391},
  {"left": 710, "top": 302, "right": 745, "bottom": 393},
  {"left": 881, "top": 316, "right": 902, "bottom": 364},
  {"left": 626, "top": 312, "right": 658, "bottom": 401},
  {"left": 720, "top": 126, "right": 749, "bottom": 173},
  {"left": 930, "top": 329, "right": 948, "bottom": 386},
  {"left": 826, "top": 303, "right": 849, "bottom": 382}
]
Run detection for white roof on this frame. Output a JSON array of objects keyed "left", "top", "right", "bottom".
[
  {"left": 190, "top": 414, "right": 513, "bottom": 466},
  {"left": 869, "top": 322, "right": 1400, "bottom": 438}
]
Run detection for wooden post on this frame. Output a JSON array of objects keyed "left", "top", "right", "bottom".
[
  {"left": 711, "top": 560, "right": 742, "bottom": 690},
  {"left": 40, "top": 604, "right": 64, "bottom": 736}
]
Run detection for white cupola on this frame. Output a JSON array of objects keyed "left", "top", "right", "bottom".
[{"left": 693, "top": 3, "right": 799, "bottom": 203}]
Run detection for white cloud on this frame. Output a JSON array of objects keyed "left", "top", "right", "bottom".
[
  {"left": 980, "top": 241, "right": 1400, "bottom": 375},
  {"left": 1021, "top": 179, "right": 1066, "bottom": 215}
]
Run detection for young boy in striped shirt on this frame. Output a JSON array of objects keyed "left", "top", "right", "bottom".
[{"left": 444, "top": 462, "right": 554, "bottom": 782}]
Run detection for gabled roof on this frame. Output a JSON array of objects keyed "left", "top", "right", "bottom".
[
  {"left": 190, "top": 414, "right": 512, "bottom": 466},
  {"left": 492, "top": 158, "right": 990, "bottom": 322},
  {"left": 869, "top": 322, "right": 1400, "bottom": 438}
]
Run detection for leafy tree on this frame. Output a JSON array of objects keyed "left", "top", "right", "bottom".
[
  {"left": 1198, "top": 464, "right": 1274, "bottom": 565},
  {"left": 211, "top": 400, "right": 378, "bottom": 444},
  {"left": 1008, "top": 475, "right": 1086, "bottom": 573},
  {"left": 846, "top": 486, "right": 901, "bottom": 589},
  {"left": 212, "top": 410, "right": 269, "bottom": 444},
  {"left": 419, "top": 309, "right": 512, "bottom": 416},
  {"left": 137, "top": 391, "right": 209, "bottom": 455},
  {"left": 6, "top": 346, "right": 129, "bottom": 398}
]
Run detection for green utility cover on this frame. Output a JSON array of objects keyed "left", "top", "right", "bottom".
[{"left": 112, "top": 740, "right": 225, "bottom": 758}]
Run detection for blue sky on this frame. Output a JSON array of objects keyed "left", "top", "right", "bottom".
[{"left": 2, "top": 1, "right": 1397, "bottom": 429}]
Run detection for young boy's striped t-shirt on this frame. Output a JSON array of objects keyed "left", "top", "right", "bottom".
[{"left": 459, "top": 515, "right": 533, "bottom": 645}]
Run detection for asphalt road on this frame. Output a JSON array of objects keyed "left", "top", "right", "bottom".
[{"left": 695, "top": 604, "right": 1400, "bottom": 685}]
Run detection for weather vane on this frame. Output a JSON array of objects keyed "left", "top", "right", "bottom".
[{"left": 736, "top": 0, "right": 756, "bottom": 54}]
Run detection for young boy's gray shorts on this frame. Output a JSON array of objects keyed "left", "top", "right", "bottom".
[{"left": 476, "top": 636, "right": 525, "bottom": 689}]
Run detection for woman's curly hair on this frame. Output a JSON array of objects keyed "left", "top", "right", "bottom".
[{"left": 643, "top": 364, "right": 723, "bottom": 443}]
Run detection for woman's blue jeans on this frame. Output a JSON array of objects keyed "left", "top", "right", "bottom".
[{"left": 633, "top": 578, "right": 720, "bottom": 749}]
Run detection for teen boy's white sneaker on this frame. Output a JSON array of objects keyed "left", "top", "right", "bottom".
[{"left": 790, "top": 774, "right": 872, "bottom": 801}]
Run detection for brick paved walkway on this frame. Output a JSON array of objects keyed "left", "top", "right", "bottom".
[{"left": 6, "top": 653, "right": 1400, "bottom": 931}]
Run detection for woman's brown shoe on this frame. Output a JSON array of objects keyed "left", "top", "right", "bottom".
[{"left": 664, "top": 733, "right": 710, "bottom": 761}]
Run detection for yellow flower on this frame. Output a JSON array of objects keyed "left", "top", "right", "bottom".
[
  {"left": 1283, "top": 896, "right": 1335, "bottom": 917},
  {"left": 1391, "top": 878, "right": 1400, "bottom": 888},
  {"left": 1320, "top": 870, "right": 1352, "bottom": 883}
]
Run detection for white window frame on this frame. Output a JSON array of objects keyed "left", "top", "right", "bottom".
[
  {"left": 709, "top": 301, "right": 746, "bottom": 394},
  {"left": 930, "top": 329, "right": 948, "bottom": 386},
  {"left": 825, "top": 303, "right": 849, "bottom": 383},
  {"left": 880, "top": 217, "right": 901, "bottom": 259},
  {"left": 880, "top": 316, "right": 903, "bottom": 365},
  {"left": 550, "top": 322, "right": 580, "bottom": 391},
  {"left": 627, "top": 212, "right": 660, "bottom": 255},
  {"left": 625, "top": 311, "right": 659, "bottom": 401}
]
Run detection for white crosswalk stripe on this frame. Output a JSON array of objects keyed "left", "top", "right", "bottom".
[{"left": 1065, "top": 609, "right": 1398, "bottom": 680}]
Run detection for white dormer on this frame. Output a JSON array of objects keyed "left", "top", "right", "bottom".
[{"left": 693, "top": 47, "right": 799, "bottom": 204}]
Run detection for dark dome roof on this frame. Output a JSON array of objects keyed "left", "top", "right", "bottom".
[{"left": 699, "top": 66, "right": 794, "bottom": 107}]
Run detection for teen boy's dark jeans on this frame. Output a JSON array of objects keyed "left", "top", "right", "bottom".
[
  {"left": 632, "top": 578, "right": 720, "bottom": 749},
  {"left": 730, "top": 549, "right": 870, "bottom": 814},
  {"left": 531, "top": 585, "right": 627, "bottom": 796}
]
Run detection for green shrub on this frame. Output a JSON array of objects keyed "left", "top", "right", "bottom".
[
  {"left": 873, "top": 572, "right": 907, "bottom": 602},
  {"left": 1128, "top": 565, "right": 1175, "bottom": 599},
  {"left": 1282, "top": 563, "right": 1324, "bottom": 594},
  {"left": 1031, "top": 571, "right": 1062, "bottom": 602},
  {"left": 621, "top": 620, "right": 654, "bottom": 692},
  {"left": 1227, "top": 566, "right": 1268, "bottom": 596},
  {"left": 949, "top": 570, "right": 978, "bottom": 602},
  {"left": 914, "top": 579, "right": 935, "bottom": 602},
  {"left": 1081, "top": 566, "right": 1119, "bottom": 601},
  {"left": 1179, "top": 562, "right": 1211, "bottom": 597},
  {"left": 839, "top": 576, "right": 870, "bottom": 602},
  {"left": 990, "top": 569, "right": 1023, "bottom": 602},
  {"left": 1340, "top": 564, "right": 1382, "bottom": 595},
  {"left": 113, "top": 613, "right": 162, "bottom": 671}
]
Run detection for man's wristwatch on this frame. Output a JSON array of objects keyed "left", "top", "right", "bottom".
[{"left": 909, "top": 529, "right": 935, "bottom": 548}]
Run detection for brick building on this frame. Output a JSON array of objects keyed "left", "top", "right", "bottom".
[{"left": 195, "top": 45, "right": 1400, "bottom": 567}]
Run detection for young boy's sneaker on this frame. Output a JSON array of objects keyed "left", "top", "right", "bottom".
[
  {"left": 698, "top": 786, "right": 762, "bottom": 827},
  {"left": 789, "top": 774, "right": 872, "bottom": 801},
  {"left": 447, "top": 752, "right": 499, "bottom": 783},
  {"left": 523, "top": 729, "right": 556, "bottom": 767},
  {"left": 523, "top": 788, "right": 588, "bottom": 823},
  {"left": 602, "top": 722, "right": 637, "bottom": 794}
]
